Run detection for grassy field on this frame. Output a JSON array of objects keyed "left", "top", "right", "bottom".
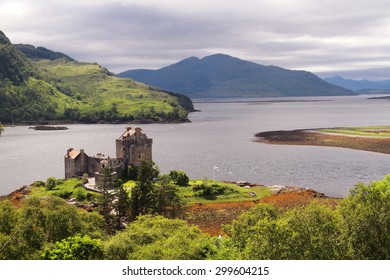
[
  {"left": 29, "top": 178, "right": 99, "bottom": 202},
  {"left": 117, "top": 179, "right": 271, "bottom": 205},
  {"left": 179, "top": 179, "right": 271, "bottom": 204},
  {"left": 318, "top": 126, "right": 390, "bottom": 138}
]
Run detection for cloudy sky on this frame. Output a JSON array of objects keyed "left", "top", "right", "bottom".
[{"left": 1, "top": 0, "right": 390, "bottom": 79}]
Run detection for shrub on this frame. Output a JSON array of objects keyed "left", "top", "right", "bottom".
[{"left": 169, "top": 170, "right": 189, "bottom": 186}]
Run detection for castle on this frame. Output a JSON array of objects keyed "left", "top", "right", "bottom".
[{"left": 65, "top": 127, "right": 152, "bottom": 186}]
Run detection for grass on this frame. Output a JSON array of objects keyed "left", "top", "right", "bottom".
[
  {"left": 121, "top": 178, "right": 271, "bottom": 205},
  {"left": 318, "top": 126, "right": 390, "bottom": 138},
  {"left": 178, "top": 179, "right": 271, "bottom": 205},
  {"left": 35, "top": 59, "right": 190, "bottom": 121},
  {"left": 29, "top": 178, "right": 99, "bottom": 202}
]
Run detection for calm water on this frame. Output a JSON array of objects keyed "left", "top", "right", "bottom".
[{"left": 0, "top": 95, "right": 389, "bottom": 197}]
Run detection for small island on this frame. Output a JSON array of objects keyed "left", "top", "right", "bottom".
[
  {"left": 29, "top": 125, "right": 68, "bottom": 131},
  {"left": 255, "top": 125, "right": 390, "bottom": 154}
]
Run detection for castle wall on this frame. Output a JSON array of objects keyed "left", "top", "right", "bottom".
[
  {"left": 116, "top": 127, "right": 153, "bottom": 167},
  {"left": 65, "top": 127, "right": 153, "bottom": 179},
  {"left": 64, "top": 149, "right": 89, "bottom": 178}
]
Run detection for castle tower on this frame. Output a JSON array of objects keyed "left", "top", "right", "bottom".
[{"left": 116, "top": 127, "right": 153, "bottom": 167}]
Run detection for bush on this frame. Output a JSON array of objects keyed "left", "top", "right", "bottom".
[
  {"left": 45, "top": 177, "right": 57, "bottom": 190},
  {"left": 193, "top": 183, "right": 227, "bottom": 199},
  {"left": 169, "top": 170, "right": 189, "bottom": 186}
]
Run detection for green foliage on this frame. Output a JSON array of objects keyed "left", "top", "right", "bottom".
[
  {"left": 45, "top": 177, "right": 57, "bottom": 190},
  {"left": 129, "top": 163, "right": 183, "bottom": 220},
  {"left": 14, "top": 44, "right": 74, "bottom": 61},
  {"left": 0, "top": 196, "right": 105, "bottom": 260},
  {"left": 0, "top": 200, "right": 19, "bottom": 235},
  {"left": 225, "top": 202, "right": 344, "bottom": 259},
  {"left": 0, "top": 124, "right": 4, "bottom": 136},
  {"left": 42, "top": 235, "right": 103, "bottom": 260},
  {"left": 114, "top": 185, "right": 131, "bottom": 230},
  {"left": 127, "top": 164, "right": 139, "bottom": 180},
  {"left": 339, "top": 175, "right": 390, "bottom": 259},
  {"left": 169, "top": 170, "right": 189, "bottom": 186},
  {"left": 104, "top": 215, "right": 215, "bottom": 260},
  {"left": 193, "top": 182, "right": 238, "bottom": 200}
]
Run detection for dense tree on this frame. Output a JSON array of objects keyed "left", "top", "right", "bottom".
[
  {"left": 42, "top": 235, "right": 103, "bottom": 260},
  {"left": 114, "top": 185, "right": 131, "bottom": 229},
  {"left": 104, "top": 215, "right": 215, "bottom": 260},
  {"left": 129, "top": 161, "right": 158, "bottom": 220},
  {"left": 151, "top": 177, "right": 183, "bottom": 218},
  {"left": 339, "top": 175, "right": 390, "bottom": 259},
  {"left": 225, "top": 202, "right": 344, "bottom": 259},
  {"left": 0, "top": 196, "right": 105, "bottom": 259},
  {"left": 97, "top": 167, "right": 115, "bottom": 228},
  {"left": 0, "top": 200, "right": 18, "bottom": 235}
]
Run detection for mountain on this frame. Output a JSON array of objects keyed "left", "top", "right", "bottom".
[
  {"left": 0, "top": 31, "right": 37, "bottom": 85},
  {"left": 118, "top": 54, "right": 354, "bottom": 98},
  {"left": 324, "top": 76, "right": 390, "bottom": 92},
  {"left": 14, "top": 44, "right": 75, "bottom": 61},
  {"left": 0, "top": 30, "right": 193, "bottom": 124}
]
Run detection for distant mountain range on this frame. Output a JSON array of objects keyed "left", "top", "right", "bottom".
[
  {"left": 0, "top": 30, "right": 193, "bottom": 124},
  {"left": 324, "top": 76, "right": 390, "bottom": 92},
  {"left": 118, "top": 54, "right": 354, "bottom": 98}
]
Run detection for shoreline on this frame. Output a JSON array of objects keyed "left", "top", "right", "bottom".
[{"left": 255, "top": 129, "right": 390, "bottom": 154}]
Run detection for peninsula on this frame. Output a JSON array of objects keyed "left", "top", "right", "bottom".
[{"left": 255, "top": 126, "right": 390, "bottom": 154}]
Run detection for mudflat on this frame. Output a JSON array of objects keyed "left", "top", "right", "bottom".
[{"left": 255, "top": 128, "right": 390, "bottom": 154}]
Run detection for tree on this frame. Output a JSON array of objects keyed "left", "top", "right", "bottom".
[
  {"left": 264, "top": 203, "right": 344, "bottom": 260},
  {"left": 104, "top": 215, "right": 215, "bottom": 260},
  {"left": 0, "top": 196, "right": 106, "bottom": 260},
  {"left": 169, "top": 170, "right": 189, "bottom": 186},
  {"left": 339, "top": 175, "right": 390, "bottom": 259},
  {"left": 114, "top": 185, "right": 131, "bottom": 229},
  {"left": 0, "top": 200, "right": 18, "bottom": 235},
  {"left": 97, "top": 167, "right": 115, "bottom": 228},
  {"left": 225, "top": 202, "right": 344, "bottom": 259},
  {"left": 151, "top": 176, "right": 183, "bottom": 218},
  {"left": 129, "top": 161, "right": 157, "bottom": 220},
  {"left": 42, "top": 235, "right": 103, "bottom": 260}
]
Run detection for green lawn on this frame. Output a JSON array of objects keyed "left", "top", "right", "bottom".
[
  {"left": 29, "top": 178, "right": 99, "bottom": 202},
  {"left": 29, "top": 177, "right": 271, "bottom": 206},
  {"left": 177, "top": 179, "right": 271, "bottom": 205},
  {"left": 318, "top": 126, "right": 390, "bottom": 138}
]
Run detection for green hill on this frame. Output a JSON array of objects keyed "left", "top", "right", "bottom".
[
  {"left": 118, "top": 54, "right": 355, "bottom": 98},
  {"left": 0, "top": 30, "right": 194, "bottom": 124},
  {"left": 14, "top": 44, "right": 75, "bottom": 61}
]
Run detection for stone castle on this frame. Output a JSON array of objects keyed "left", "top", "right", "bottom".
[{"left": 65, "top": 127, "right": 152, "bottom": 186}]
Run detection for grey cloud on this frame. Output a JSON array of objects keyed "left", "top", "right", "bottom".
[{"left": 3, "top": 0, "right": 390, "bottom": 78}]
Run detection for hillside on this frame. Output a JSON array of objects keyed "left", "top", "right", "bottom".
[
  {"left": 14, "top": 44, "right": 75, "bottom": 61},
  {"left": 324, "top": 76, "right": 390, "bottom": 92},
  {"left": 0, "top": 30, "right": 194, "bottom": 124},
  {"left": 118, "top": 54, "right": 354, "bottom": 98}
]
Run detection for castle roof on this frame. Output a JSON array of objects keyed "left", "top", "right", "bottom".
[
  {"left": 68, "top": 150, "right": 80, "bottom": 159},
  {"left": 66, "top": 148, "right": 87, "bottom": 159},
  {"left": 118, "top": 127, "right": 144, "bottom": 140}
]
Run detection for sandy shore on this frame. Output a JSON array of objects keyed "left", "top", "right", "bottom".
[{"left": 255, "top": 129, "right": 390, "bottom": 154}]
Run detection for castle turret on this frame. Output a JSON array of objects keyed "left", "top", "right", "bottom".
[{"left": 116, "top": 127, "right": 153, "bottom": 167}]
